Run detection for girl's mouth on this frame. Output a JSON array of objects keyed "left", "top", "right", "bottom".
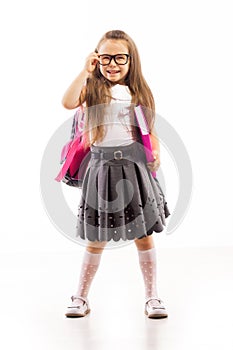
[{"left": 107, "top": 70, "right": 120, "bottom": 75}]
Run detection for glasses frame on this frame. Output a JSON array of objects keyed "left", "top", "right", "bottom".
[{"left": 98, "top": 54, "right": 130, "bottom": 66}]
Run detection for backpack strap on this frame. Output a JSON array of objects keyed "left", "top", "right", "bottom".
[{"left": 71, "top": 105, "right": 85, "bottom": 140}]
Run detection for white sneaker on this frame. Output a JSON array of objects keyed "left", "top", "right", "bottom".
[
  {"left": 65, "top": 296, "right": 90, "bottom": 318},
  {"left": 145, "top": 297, "right": 168, "bottom": 318}
]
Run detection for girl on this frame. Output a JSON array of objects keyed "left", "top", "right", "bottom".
[{"left": 62, "top": 30, "right": 170, "bottom": 318}]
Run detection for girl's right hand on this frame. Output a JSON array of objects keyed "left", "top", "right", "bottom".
[{"left": 84, "top": 52, "right": 100, "bottom": 73}]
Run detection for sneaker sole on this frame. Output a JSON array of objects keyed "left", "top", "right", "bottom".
[
  {"left": 145, "top": 310, "right": 168, "bottom": 319},
  {"left": 65, "top": 309, "right": 91, "bottom": 318}
]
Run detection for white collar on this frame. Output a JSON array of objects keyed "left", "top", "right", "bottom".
[{"left": 111, "top": 84, "right": 131, "bottom": 101}]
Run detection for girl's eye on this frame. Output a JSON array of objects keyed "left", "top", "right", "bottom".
[
  {"left": 100, "top": 55, "right": 111, "bottom": 63},
  {"left": 115, "top": 55, "right": 129, "bottom": 64},
  {"left": 116, "top": 55, "right": 125, "bottom": 61}
]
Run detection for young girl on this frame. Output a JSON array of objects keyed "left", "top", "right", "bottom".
[{"left": 62, "top": 30, "right": 170, "bottom": 318}]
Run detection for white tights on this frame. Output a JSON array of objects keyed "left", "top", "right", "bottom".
[
  {"left": 73, "top": 247, "right": 159, "bottom": 305},
  {"left": 74, "top": 250, "right": 102, "bottom": 299},
  {"left": 137, "top": 247, "right": 159, "bottom": 300}
]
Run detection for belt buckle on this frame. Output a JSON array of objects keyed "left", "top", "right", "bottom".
[{"left": 114, "top": 150, "right": 123, "bottom": 160}]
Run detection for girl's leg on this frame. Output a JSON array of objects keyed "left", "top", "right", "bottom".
[
  {"left": 74, "top": 241, "right": 107, "bottom": 300},
  {"left": 134, "top": 235, "right": 154, "bottom": 251},
  {"left": 66, "top": 241, "right": 107, "bottom": 317},
  {"left": 134, "top": 235, "right": 168, "bottom": 317},
  {"left": 134, "top": 236, "right": 159, "bottom": 299}
]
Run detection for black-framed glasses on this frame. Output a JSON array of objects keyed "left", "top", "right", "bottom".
[{"left": 98, "top": 54, "right": 130, "bottom": 66}]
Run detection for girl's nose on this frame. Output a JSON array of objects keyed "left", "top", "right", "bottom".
[{"left": 109, "top": 58, "right": 117, "bottom": 67}]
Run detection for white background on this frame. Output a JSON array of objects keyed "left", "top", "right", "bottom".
[
  {"left": 1, "top": 2, "right": 233, "bottom": 350},
  {"left": 0, "top": 0, "right": 232, "bottom": 252}
]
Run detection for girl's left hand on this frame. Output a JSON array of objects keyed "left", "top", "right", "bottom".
[{"left": 147, "top": 153, "right": 160, "bottom": 172}]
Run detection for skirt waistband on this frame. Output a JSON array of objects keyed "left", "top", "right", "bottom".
[{"left": 90, "top": 141, "right": 145, "bottom": 161}]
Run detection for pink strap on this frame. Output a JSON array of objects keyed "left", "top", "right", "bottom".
[{"left": 134, "top": 106, "right": 156, "bottom": 178}]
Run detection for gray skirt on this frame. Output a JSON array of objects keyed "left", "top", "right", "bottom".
[{"left": 76, "top": 141, "right": 170, "bottom": 242}]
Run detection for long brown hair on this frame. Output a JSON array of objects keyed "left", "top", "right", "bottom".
[{"left": 80, "top": 30, "right": 155, "bottom": 147}]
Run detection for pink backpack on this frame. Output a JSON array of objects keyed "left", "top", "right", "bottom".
[{"left": 55, "top": 106, "right": 90, "bottom": 187}]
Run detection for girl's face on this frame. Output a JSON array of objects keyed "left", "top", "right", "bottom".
[{"left": 98, "top": 39, "right": 130, "bottom": 84}]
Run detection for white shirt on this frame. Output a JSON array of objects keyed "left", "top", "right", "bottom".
[{"left": 92, "top": 84, "right": 135, "bottom": 147}]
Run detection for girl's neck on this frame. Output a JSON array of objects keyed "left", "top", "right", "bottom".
[{"left": 108, "top": 80, "right": 127, "bottom": 87}]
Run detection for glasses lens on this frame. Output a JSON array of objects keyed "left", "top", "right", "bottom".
[
  {"left": 115, "top": 54, "right": 128, "bottom": 65},
  {"left": 99, "top": 55, "right": 111, "bottom": 65}
]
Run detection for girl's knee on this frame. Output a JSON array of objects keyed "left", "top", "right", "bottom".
[
  {"left": 86, "top": 241, "right": 107, "bottom": 254},
  {"left": 134, "top": 235, "right": 154, "bottom": 250}
]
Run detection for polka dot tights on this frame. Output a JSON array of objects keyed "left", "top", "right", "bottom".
[
  {"left": 74, "top": 250, "right": 102, "bottom": 303},
  {"left": 137, "top": 247, "right": 159, "bottom": 300}
]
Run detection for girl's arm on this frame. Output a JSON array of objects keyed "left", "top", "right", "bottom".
[
  {"left": 62, "top": 70, "right": 89, "bottom": 109},
  {"left": 147, "top": 128, "right": 161, "bottom": 172},
  {"left": 150, "top": 128, "right": 160, "bottom": 158},
  {"left": 62, "top": 52, "right": 100, "bottom": 109}
]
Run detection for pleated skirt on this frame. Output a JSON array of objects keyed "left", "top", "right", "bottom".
[{"left": 76, "top": 141, "right": 170, "bottom": 242}]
